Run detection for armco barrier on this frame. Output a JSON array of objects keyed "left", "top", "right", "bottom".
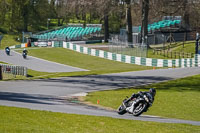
[
  {"left": 61, "top": 42, "right": 200, "bottom": 68},
  {"left": 10, "top": 42, "right": 200, "bottom": 68}
]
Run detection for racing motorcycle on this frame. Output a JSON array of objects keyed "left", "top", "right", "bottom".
[
  {"left": 5, "top": 48, "right": 10, "bottom": 56},
  {"left": 22, "top": 52, "right": 27, "bottom": 59},
  {"left": 117, "top": 92, "right": 154, "bottom": 116}
]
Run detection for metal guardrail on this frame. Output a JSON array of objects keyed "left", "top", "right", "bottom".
[{"left": 0, "top": 64, "right": 27, "bottom": 79}]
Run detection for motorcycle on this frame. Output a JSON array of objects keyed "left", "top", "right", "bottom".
[
  {"left": 5, "top": 48, "right": 10, "bottom": 56},
  {"left": 117, "top": 93, "right": 154, "bottom": 116},
  {"left": 22, "top": 52, "right": 27, "bottom": 59}
]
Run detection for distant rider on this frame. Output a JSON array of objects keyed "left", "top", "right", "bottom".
[
  {"left": 5, "top": 46, "right": 10, "bottom": 55},
  {"left": 22, "top": 48, "right": 28, "bottom": 57}
]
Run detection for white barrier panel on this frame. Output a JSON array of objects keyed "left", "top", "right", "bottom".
[
  {"left": 168, "top": 60, "right": 172, "bottom": 67},
  {"left": 99, "top": 50, "right": 104, "bottom": 58},
  {"left": 76, "top": 45, "right": 81, "bottom": 52},
  {"left": 91, "top": 49, "right": 96, "bottom": 56},
  {"left": 116, "top": 54, "right": 121, "bottom": 62},
  {"left": 63, "top": 42, "right": 67, "bottom": 48},
  {"left": 107, "top": 52, "right": 113, "bottom": 60},
  {"left": 69, "top": 43, "right": 73, "bottom": 49},
  {"left": 83, "top": 47, "right": 88, "bottom": 54},
  {"left": 135, "top": 57, "right": 141, "bottom": 65},
  {"left": 125, "top": 56, "right": 131, "bottom": 64},
  {"left": 157, "top": 59, "right": 163, "bottom": 67},
  {"left": 146, "top": 58, "right": 152, "bottom": 66},
  {"left": 175, "top": 59, "right": 179, "bottom": 67}
]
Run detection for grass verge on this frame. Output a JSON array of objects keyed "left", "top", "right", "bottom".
[
  {"left": 0, "top": 106, "right": 199, "bottom": 133},
  {"left": 85, "top": 74, "right": 200, "bottom": 121}
]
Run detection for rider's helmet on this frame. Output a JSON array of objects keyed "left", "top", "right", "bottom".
[{"left": 149, "top": 88, "right": 156, "bottom": 97}]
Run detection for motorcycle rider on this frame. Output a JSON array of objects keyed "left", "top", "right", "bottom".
[
  {"left": 22, "top": 48, "right": 28, "bottom": 58},
  {"left": 131, "top": 88, "right": 156, "bottom": 101},
  {"left": 125, "top": 88, "right": 156, "bottom": 112},
  {"left": 5, "top": 46, "right": 10, "bottom": 55}
]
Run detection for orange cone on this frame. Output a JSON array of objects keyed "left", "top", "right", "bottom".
[{"left": 97, "top": 100, "right": 100, "bottom": 104}]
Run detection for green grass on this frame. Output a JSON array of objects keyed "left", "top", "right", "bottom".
[
  {"left": 173, "top": 42, "right": 195, "bottom": 53},
  {"left": 0, "top": 34, "right": 20, "bottom": 49},
  {"left": 18, "top": 47, "right": 151, "bottom": 78},
  {"left": 85, "top": 74, "right": 200, "bottom": 121},
  {"left": 0, "top": 62, "right": 8, "bottom": 64},
  {"left": 27, "top": 69, "right": 53, "bottom": 78},
  {"left": 0, "top": 106, "right": 199, "bottom": 133}
]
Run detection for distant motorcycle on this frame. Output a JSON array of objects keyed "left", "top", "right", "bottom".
[
  {"left": 22, "top": 52, "right": 27, "bottom": 59},
  {"left": 117, "top": 91, "right": 155, "bottom": 116},
  {"left": 5, "top": 47, "right": 10, "bottom": 56},
  {"left": 22, "top": 49, "right": 28, "bottom": 59}
]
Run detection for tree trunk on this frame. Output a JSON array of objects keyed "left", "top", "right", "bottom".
[
  {"left": 104, "top": 13, "right": 109, "bottom": 43},
  {"left": 58, "top": 18, "right": 61, "bottom": 26},
  {"left": 126, "top": 1, "right": 132, "bottom": 43},
  {"left": 183, "top": 0, "right": 190, "bottom": 31},
  {"left": 141, "top": 0, "right": 149, "bottom": 47}
]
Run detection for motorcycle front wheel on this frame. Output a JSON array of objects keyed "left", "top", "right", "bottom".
[
  {"left": 132, "top": 101, "right": 147, "bottom": 116},
  {"left": 117, "top": 104, "right": 127, "bottom": 115}
]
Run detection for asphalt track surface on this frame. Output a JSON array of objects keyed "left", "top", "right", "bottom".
[
  {"left": 0, "top": 50, "right": 200, "bottom": 126},
  {"left": 0, "top": 50, "right": 87, "bottom": 72}
]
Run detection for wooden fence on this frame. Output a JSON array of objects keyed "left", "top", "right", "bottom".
[
  {"left": 153, "top": 49, "right": 194, "bottom": 59},
  {"left": 0, "top": 64, "right": 27, "bottom": 80}
]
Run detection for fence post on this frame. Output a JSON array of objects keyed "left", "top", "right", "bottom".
[{"left": 0, "top": 66, "right": 2, "bottom": 80}]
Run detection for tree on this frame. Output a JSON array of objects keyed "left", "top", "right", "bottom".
[
  {"left": 95, "top": 0, "right": 114, "bottom": 43},
  {"left": 140, "top": 0, "right": 149, "bottom": 46},
  {"left": 0, "top": 0, "right": 8, "bottom": 25},
  {"left": 125, "top": 0, "right": 133, "bottom": 43}
]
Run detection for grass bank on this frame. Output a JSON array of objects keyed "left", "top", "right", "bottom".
[
  {"left": 85, "top": 74, "right": 200, "bottom": 121},
  {"left": 0, "top": 34, "right": 20, "bottom": 49},
  {"left": 0, "top": 106, "right": 199, "bottom": 133}
]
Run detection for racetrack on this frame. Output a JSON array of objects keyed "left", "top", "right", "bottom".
[{"left": 0, "top": 67, "right": 200, "bottom": 126}]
